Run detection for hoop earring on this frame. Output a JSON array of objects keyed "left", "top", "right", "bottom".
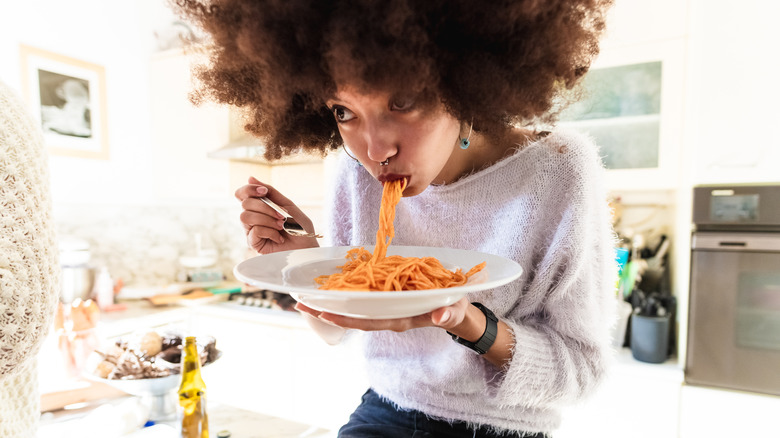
[
  {"left": 460, "top": 121, "right": 473, "bottom": 150},
  {"left": 342, "top": 144, "right": 363, "bottom": 166}
]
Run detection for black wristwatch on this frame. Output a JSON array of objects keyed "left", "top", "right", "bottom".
[{"left": 447, "top": 302, "right": 498, "bottom": 354}]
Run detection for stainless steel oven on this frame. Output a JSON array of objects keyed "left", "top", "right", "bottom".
[{"left": 686, "top": 184, "right": 780, "bottom": 396}]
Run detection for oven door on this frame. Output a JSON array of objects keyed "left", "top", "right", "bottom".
[{"left": 686, "top": 232, "right": 780, "bottom": 396}]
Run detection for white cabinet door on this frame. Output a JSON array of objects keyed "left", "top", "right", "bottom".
[
  {"left": 148, "top": 49, "right": 232, "bottom": 204},
  {"left": 557, "top": 368, "right": 681, "bottom": 438},
  {"left": 679, "top": 385, "right": 780, "bottom": 438},
  {"left": 190, "top": 309, "right": 367, "bottom": 432},
  {"left": 689, "top": 1, "right": 780, "bottom": 185}
]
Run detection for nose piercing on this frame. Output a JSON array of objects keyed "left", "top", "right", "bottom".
[{"left": 380, "top": 159, "right": 389, "bottom": 166}]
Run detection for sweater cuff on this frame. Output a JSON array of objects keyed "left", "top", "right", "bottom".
[{"left": 494, "top": 320, "right": 579, "bottom": 408}]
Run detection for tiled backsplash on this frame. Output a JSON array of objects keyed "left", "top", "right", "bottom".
[{"left": 53, "top": 202, "right": 250, "bottom": 286}]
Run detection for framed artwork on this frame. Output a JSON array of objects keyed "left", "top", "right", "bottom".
[
  {"left": 559, "top": 40, "right": 685, "bottom": 191},
  {"left": 19, "top": 44, "right": 109, "bottom": 159}
]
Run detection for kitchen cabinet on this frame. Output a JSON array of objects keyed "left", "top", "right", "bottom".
[
  {"left": 559, "top": 38, "right": 686, "bottom": 193},
  {"left": 188, "top": 305, "right": 367, "bottom": 432},
  {"left": 679, "top": 385, "right": 780, "bottom": 438},
  {"left": 688, "top": 0, "right": 780, "bottom": 186},
  {"left": 148, "top": 48, "right": 233, "bottom": 204},
  {"left": 556, "top": 349, "right": 683, "bottom": 438}
]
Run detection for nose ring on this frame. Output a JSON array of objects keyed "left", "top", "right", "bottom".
[{"left": 380, "top": 159, "right": 389, "bottom": 166}]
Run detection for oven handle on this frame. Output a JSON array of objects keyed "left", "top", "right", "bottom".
[{"left": 692, "top": 232, "right": 780, "bottom": 252}]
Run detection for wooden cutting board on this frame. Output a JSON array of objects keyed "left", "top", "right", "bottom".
[
  {"left": 145, "top": 288, "right": 214, "bottom": 306},
  {"left": 41, "top": 380, "right": 128, "bottom": 412}
]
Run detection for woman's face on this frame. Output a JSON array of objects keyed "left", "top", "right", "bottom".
[{"left": 326, "top": 86, "right": 464, "bottom": 197}]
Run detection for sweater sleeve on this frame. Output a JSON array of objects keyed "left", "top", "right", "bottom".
[
  {"left": 0, "top": 81, "right": 60, "bottom": 378},
  {"left": 494, "top": 136, "right": 617, "bottom": 408}
]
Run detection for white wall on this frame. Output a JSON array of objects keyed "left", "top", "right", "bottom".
[
  {"left": 0, "top": 0, "right": 233, "bottom": 207},
  {"left": 0, "top": 0, "right": 242, "bottom": 284}
]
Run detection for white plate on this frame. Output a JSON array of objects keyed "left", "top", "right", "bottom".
[{"left": 234, "top": 246, "right": 522, "bottom": 319}]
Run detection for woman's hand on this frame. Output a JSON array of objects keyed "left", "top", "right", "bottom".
[
  {"left": 235, "top": 176, "right": 319, "bottom": 254},
  {"left": 298, "top": 298, "right": 513, "bottom": 368},
  {"left": 294, "top": 297, "right": 471, "bottom": 333}
]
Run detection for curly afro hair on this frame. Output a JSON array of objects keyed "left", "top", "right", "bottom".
[{"left": 172, "top": 0, "right": 613, "bottom": 160}]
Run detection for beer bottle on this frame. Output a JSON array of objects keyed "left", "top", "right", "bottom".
[{"left": 179, "top": 336, "right": 209, "bottom": 438}]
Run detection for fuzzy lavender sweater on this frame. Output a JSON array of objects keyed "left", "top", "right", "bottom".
[{"left": 323, "top": 129, "right": 617, "bottom": 434}]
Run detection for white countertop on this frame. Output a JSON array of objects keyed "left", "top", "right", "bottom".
[
  {"left": 40, "top": 298, "right": 685, "bottom": 437},
  {"left": 39, "top": 398, "right": 332, "bottom": 438},
  {"left": 612, "top": 347, "right": 684, "bottom": 383}
]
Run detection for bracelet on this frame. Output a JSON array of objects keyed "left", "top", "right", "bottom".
[{"left": 446, "top": 302, "right": 498, "bottom": 355}]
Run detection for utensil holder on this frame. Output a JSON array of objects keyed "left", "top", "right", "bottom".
[{"left": 630, "top": 313, "right": 670, "bottom": 363}]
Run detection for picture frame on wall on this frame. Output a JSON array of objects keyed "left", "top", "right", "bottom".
[{"left": 19, "top": 44, "right": 109, "bottom": 160}]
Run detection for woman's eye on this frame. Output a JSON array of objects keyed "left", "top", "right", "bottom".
[
  {"left": 331, "top": 106, "right": 355, "bottom": 123},
  {"left": 390, "top": 96, "right": 416, "bottom": 112}
]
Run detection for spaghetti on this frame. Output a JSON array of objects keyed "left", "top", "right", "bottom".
[{"left": 315, "top": 179, "right": 486, "bottom": 291}]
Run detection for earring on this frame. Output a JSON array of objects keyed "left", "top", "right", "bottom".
[
  {"left": 460, "top": 121, "right": 473, "bottom": 150},
  {"left": 342, "top": 144, "right": 363, "bottom": 166}
]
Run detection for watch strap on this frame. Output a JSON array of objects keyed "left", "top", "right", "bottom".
[{"left": 447, "top": 302, "right": 498, "bottom": 354}]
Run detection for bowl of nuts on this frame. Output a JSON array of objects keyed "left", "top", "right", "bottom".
[{"left": 86, "top": 328, "right": 220, "bottom": 421}]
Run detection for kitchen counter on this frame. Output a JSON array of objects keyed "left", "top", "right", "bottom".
[
  {"left": 39, "top": 398, "right": 332, "bottom": 438},
  {"left": 612, "top": 346, "right": 683, "bottom": 383},
  {"left": 42, "top": 298, "right": 687, "bottom": 436}
]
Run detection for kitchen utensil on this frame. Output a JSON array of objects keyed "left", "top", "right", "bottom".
[{"left": 259, "top": 197, "right": 322, "bottom": 238}]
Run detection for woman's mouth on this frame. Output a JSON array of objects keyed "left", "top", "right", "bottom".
[{"left": 377, "top": 174, "right": 409, "bottom": 185}]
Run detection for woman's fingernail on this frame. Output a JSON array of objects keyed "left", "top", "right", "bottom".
[
  {"left": 256, "top": 186, "right": 267, "bottom": 195},
  {"left": 440, "top": 310, "right": 450, "bottom": 323}
]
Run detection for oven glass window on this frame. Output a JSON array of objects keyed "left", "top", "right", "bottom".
[{"left": 736, "top": 272, "right": 780, "bottom": 351}]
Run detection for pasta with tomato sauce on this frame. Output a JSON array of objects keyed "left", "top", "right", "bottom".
[{"left": 315, "top": 179, "right": 485, "bottom": 291}]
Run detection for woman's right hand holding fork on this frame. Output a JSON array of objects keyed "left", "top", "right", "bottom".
[{"left": 235, "top": 177, "right": 320, "bottom": 254}]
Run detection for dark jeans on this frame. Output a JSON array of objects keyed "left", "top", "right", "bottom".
[{"left": 338, "top": 389, "right": 549, "bottom": 438}]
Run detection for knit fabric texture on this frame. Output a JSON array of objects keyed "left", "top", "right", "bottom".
[
  {"left": 0, "top": 80, "right": 60, "bottom": 436},
  {"left": 324, "top": 129, "right": 617, "bottom": 434}
]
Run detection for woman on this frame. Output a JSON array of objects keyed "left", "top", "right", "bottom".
[{"left": 175, "top": 1, "right": 616, "bottom": 436}]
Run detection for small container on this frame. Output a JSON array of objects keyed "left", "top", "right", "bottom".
[
  {"left": 630, "top": 313, "right": 670, "bottom": 363},
  {"left": 94, "top": 266, "right": 115, "bottom": 310}
]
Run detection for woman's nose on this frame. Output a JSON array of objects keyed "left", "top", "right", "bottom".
[{"left": 363, "top": 121, "right": 397, "bottom": 164}]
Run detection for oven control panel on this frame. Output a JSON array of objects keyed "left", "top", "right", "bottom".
[{"left": 693, "top": 184, "right": 780, "bottom": 231}]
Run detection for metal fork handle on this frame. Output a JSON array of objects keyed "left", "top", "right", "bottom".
[{"left": 258, "top": 197, "right": 322, "bottom": 238}]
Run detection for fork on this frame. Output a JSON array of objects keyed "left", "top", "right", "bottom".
[{"left": 258, "top": 197, "right": 323, "bottom": 238}]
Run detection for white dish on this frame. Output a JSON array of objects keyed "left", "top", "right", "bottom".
[{"left": 234, "top": 246, "right": 523, "bottom": 319}]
